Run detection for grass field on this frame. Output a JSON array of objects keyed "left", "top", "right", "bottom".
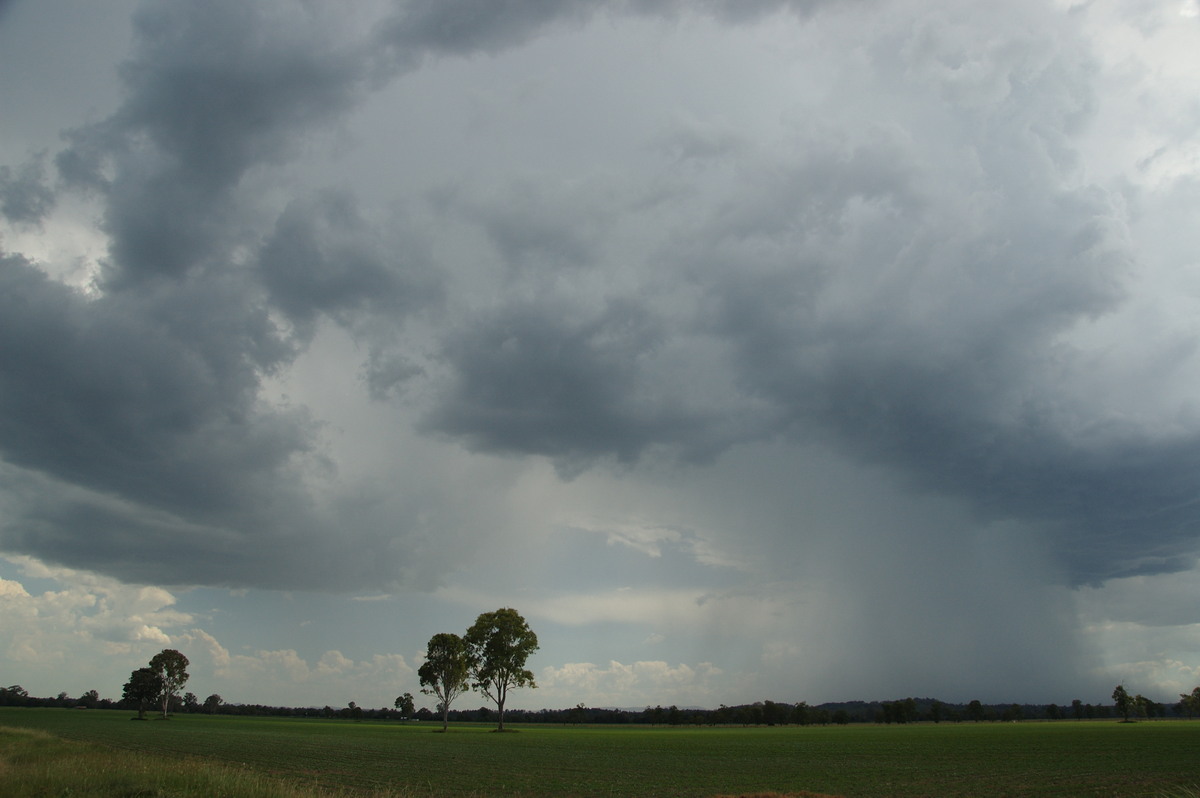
[{"left": 3, "top": 708, "right": 1200, "bottom": 797}]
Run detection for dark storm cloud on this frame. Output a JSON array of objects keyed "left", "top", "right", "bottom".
[
  {"left": 56, "top": 0, "right": 367, "bottom": 285},
  {"left": 376, "top": 0, "right": 594, "bottom": 59},
  {"left": 0, "top": 254, "right": 304, "bottom": 519},
  {"left": 0, "top": 460, "right": 447, "bottom": 591},
  {"left": 0, "top": 155, "right": 55, "bottom": 225},
  {"left": 0, "top": 0, "right": 381, "bottom": 588},
  {"left": 1, "top": 0, "right": 567, "bottom": 590},
  {"left": 426, "top": 298, "right": 699, "bottom": 469},
  {"left": 259, "top": 191, "right": 443, "bottom": 338},
  {"left": 375, "top": 0, "right": 853, "bottom": 65},
  {"left": 667, "top": 20, "right": 1200, "bottom": 585},
  {"left": 467, "top": 189, "right": 599, "bottom": 273},
  {"left": 416, "top": 2, "right": 1200, "bottom": 586},
  {"left": 258, "top": 190, "right": 445, "bottom": 402},
  {"left": 3, "top": 0, "right": 1198, "bottom": 599}
]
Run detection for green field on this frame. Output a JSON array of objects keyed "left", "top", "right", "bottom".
[{"left": 3, "top": 708, "right": 1200, "bottom": 797}]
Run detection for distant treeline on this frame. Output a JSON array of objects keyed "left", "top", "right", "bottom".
[{"left": 2, "top": 684, "right": 1191, "bottom": 724}]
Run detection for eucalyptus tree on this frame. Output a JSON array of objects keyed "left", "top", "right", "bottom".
[
  {"left": 418, "top": 632, "right": 471, "bottom": 731},
  {"left": 464, "top": 608, "right": 538, "bottom": 731},
  {"left": 149, "top": 649, "right": 190, "bottom": 719},
  {"left": 122, "top": 667, "right": 163, "bottom": 720},
  {"left": 1113, "top": 684, "right": 1134, "bottom": 722}
]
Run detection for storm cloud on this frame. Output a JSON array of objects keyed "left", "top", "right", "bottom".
[{"left": 2, "top": 0, "right": 1200, "bottom": 707}]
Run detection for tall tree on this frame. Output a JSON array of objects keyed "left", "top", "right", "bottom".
[
  {"left": 1112, "top": 684, "right": 1134, "bottom": 722},
  {"left": 122, "top": 667, "right": 163, "bottom": 720},
  {"left": 394, "top": 692, "right": 415, "bottom": 717},
  {"left": 418, "top": 632, "right": 471, "bottom": 731},
  {"left": 464, "top": 608, "right": 538, "bottom": 731},
  {"left": 149, "top": 649, "right": 189, "bottom": 719}
]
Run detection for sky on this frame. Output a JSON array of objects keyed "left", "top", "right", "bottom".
[{"left": 2, "top": 0, "right": 1200, "bottom": 713}]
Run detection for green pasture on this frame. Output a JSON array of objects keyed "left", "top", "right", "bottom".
[{"left": 3, "top": 708, "right": 1200, "bottom": 797}]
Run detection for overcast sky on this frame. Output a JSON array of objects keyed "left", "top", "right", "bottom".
[{"left": 3, "top": 0, "right": 1200, "bottom": 713}]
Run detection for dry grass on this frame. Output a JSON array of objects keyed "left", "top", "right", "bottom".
[{"left": 0, "top": 725, "right": 404, "bottom": 798}]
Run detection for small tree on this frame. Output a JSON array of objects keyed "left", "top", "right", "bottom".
[
  {"left": 395, "top": 692, "right": 415, "bottom": 717},
  {"left": 418, "top": 633, "right": 471, "bottom": 731},
  {"left": 123, "top": 667, "right": 164, "bottom": 720},
  {"left": 203, "top": 694, "right": 223, "bottom": 714},
  {"left": 1113, "top": 684, "right": 1134, "bottom": 722},
  {"left": 149, "top": 649, "right": 189, "bottom": 719},
  {"left": 464, "top": 608, "right": 539, "bottom": 731}
]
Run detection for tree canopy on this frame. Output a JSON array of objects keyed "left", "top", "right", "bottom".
[
  {"left": 149, "top": 649, "right": 190, "bottom": 719},
  {"left": 465, "top": 607, "right": 538, "bottom": 731},
  {"left": 1113, "top": 684, "right": 1134, "bottom": 722},
  {"left": 418, "top": 632, "right": 471, "bottom": 731},
  {"left": 122, "top": 667, "right": 164, "bottom": 720}
]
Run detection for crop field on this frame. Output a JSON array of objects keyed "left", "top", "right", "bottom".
[{"left": 3, "top": 708, "right": 1200, "bottom": 797}]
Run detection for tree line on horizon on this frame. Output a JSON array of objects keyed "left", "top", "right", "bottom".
[
  {"left": 7, "top": 684, "right": 1200, "bottom": 726},
  {"left": 5, "top": 606, "right": 1199, "bottom": 728}
]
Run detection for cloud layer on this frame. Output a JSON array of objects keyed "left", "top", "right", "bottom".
[{"left": 3, "top": 0, "right": 1200, "bottom": 706}]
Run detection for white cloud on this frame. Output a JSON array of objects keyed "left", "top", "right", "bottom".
[
  {"left": 0, "top": 555, "right": 194, "bottom": 693},
  {"left": 0, "top": 555, "right": 423, "bottom": 707},
  {"left": 0, "top": 577, "right": 31, "bottom": 599},
  {"left": 539, "top": 660, "right": 724, "bottom": 707},
  {"left": 317, "top": 651, "right": 354, "bottom": 675},
  {"left": 1075, "top": 569, "right": 1200, "bottom": 699}
]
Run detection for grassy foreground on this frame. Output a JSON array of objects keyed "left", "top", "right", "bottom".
[
  {"left": 3, "top": 708, "right": 1200, "bottom": 797},
  {"left": 0, "top": 724, "right": 376, "bottom": 798}
]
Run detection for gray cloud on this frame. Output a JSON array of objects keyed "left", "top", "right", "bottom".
[
  {"left": 376, "top": 0, "right": 594, "bottom": 59},
  {"left": 3, "top": 0, "right": 1200, "bottom": 604},
  {"left": 665, "top": 14, "right": 1200, "bottom": 585},
  {"left": 440, "top": 180, "right": 613, "bottom": 275},
  {"left": 0, "top": 0, "right": 377, "bottom": 587},
  {"left": 411, "top": 1, "right": 1200, "bottom": 587},
  {"left": 260, "top": 191, "right": 443, "bottom": 337},
  {"left": 0, "top": 254, "right": 303, "bottom": 518},
  {"left": 426, "top": 296, "right": 734, "bottom": 472},
  {"left": 374, "top": 0, "right": 857, "bottom": 69},
  {"left": 0, "top": 155, "right": 55, "bottom": 225},
  {"left": 56, "top": 0, "right": 367, "bottom": 286}
]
